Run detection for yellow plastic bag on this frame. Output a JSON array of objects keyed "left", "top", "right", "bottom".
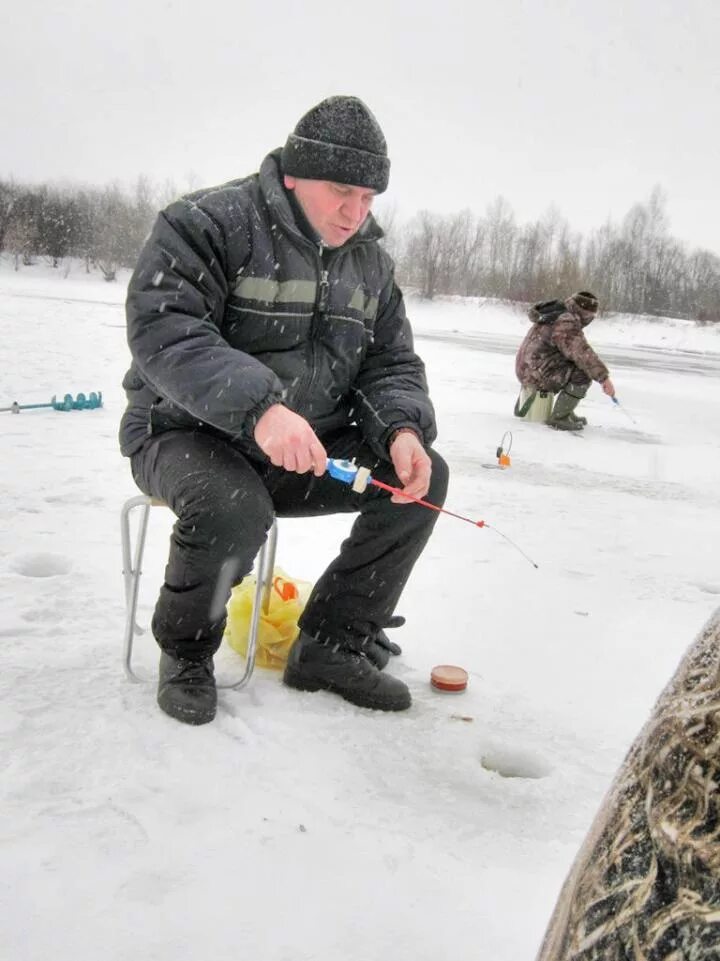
[{"left": 224, "top": 568, "right": 312, "bottom": 670}]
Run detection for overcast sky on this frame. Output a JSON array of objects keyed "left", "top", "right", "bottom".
[{"left": 3, "top": 0, "right": 719, "bottom": 254}]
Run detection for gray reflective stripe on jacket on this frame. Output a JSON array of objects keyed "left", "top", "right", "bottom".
[{"left": 119, "top": 150, "right": 436, "bottom": 460}]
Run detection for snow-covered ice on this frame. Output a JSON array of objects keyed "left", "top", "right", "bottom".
[{"left": 1, "top": 261, "right": 719, "bottom": 960}]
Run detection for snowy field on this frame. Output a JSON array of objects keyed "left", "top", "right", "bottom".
[{"left": 2, "top": 260, "right": 719, "bottom": 961}]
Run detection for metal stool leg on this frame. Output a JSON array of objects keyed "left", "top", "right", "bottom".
[
  {"left": 121, "top": 494, "right": 277, "bottom": 688},
  {"left": 219, "top": 519, "right": 278, "bottom": 690},
  {"left": 121, "top": 495, "right": 153, "bottom": 682}
]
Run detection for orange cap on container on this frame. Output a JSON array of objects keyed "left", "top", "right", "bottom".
[{"left": 430, "top": 665, "right": 469, "bottom": 692}]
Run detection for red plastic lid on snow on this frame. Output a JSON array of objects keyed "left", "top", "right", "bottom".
[{"left": 430, "top": 665, "right": 469, "bottom": 693}]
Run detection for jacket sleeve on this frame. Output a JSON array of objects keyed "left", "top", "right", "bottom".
[
  {"left": 126, "top": 197, "right": 284, "bottom": 439},
  {"left": 551, "top": 314, "right": 609, "bottom": 383},
  {"left": 351, "top": 277, "right": 437, "bottom": 459}
]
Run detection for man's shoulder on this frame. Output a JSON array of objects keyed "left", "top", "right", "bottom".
[
  {"left": 349, "top": 242, "right": 396, "bottom": 296},
  {"left": 553, "top": 305, "right": 583, "bottom": 327},
  {"left": 371, "top": 239, "right": 395, "bottom": 271},
  {"left": 161, "top": 175, "right": 263, "bottom": 240},
  {"left": 176, "top": 174, "right": 260, "bottom": 217},
  {"left": 552, "top": 310, "right": 586, "bottom": 341},
  {"left": 184, "top": 173, "right": 259, "bottom": 204}
]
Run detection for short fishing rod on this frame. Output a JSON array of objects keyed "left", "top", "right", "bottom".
[{"left": 325, "top": 458, "right": 539, "bottom": 569}]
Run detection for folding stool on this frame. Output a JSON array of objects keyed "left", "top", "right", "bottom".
[{"left": 120, "top": 494, "right": 277, "bottom": 688}]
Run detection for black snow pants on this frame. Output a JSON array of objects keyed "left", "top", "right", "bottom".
[{"left": 129, "top": 427, "right": 449, "bottom": 661}]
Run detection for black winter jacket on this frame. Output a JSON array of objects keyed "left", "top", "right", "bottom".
[{"left": 119, "top": 150, "right": 436, "bottom": 460}]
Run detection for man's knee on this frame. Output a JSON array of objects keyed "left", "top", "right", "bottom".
[
  {"left": 198, "top": 497, "right": 272, "bottom": 547},
  {"left": 176, "top": 478, "right": 274, "bottom": 558},
  {"left": 427, "top": 449, "right": 449, "bottom": 506},
  {"left": 565, "top": 368, "right": 591, "bottom": 395},
  {"left": 564, "top": 379, "right": 590, "bottom": 400}
]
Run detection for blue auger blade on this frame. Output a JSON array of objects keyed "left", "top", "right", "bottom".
[
  {"left": 49, "top": 391, "right": 104, "bottom": 411},
  {"left": 74, "top": 391, "right": 103, "bottom": 410}
]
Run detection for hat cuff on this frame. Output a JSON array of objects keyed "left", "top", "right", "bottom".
[
  {"left": 281, "top": 134, "right": 390, "bottom": 193},
  {"left": 570, "top": 292, "right": 599, "bottom": 313}
]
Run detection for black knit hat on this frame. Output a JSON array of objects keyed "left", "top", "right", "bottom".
[
  {"left": 570, "top": 291, "right": 599, "bottom": 313},
  {"left": 281, "top": 96, "right": 390, "bottom": 193}
]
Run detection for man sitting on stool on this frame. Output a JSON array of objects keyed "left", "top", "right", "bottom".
[{"left": 515, "top": 291, "right": 615, "bottom": 431}]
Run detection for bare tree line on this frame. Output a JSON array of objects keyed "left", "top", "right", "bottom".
[
  {"left": 1, "top": 176, "right": 718, "bottom": 322},
  {"left": 0, "top": 177, "right": 180, "bottom": 281},
  {"left": 384, "top": 187, "right": 720, "bottom": 322}
]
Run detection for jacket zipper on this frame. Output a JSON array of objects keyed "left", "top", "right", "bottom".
[{"left": 296, "top": 242, "right": 330, "bottom": 412}]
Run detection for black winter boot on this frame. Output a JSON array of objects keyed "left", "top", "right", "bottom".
[
  {"left": 283, "top": 632, "right": 411, "bottom": 711},
  {"left": 157, "top": 652, "right": 217, "bottom": 725}
]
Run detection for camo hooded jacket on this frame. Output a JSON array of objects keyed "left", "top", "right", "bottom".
[
  {"left": 537, "top": 607, "right": 720, "bottom": 961},
  {"left": 119, "top": 150, "right": 436, "bottom": 460},
  {"left": 515, "top": 299, "right": 609, "bottom": 392}
]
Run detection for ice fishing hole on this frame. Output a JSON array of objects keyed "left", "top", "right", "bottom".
[
  {"left": 10, "top": 552, "right": 73, "bottom": 578},
  {"left": 480, "top": 747, "right": 551, "bottom": 780}
]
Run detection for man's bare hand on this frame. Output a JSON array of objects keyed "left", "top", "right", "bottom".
[
  {"left": 389, "top": 430, "right": 432, "bottom": 504},
  {"left": 254, "top": 404, "right": 327, "bottom": 476},
  {"left": 601, "top": 377, "right": 616, "bottom": 398}
]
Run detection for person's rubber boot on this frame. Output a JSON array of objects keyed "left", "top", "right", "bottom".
[
  {"left": 568, "top": 411, "right": 588, "bottom": 427},
  {"left": 547, "top": 385, "right": 588, "bottom": 431},
  {"left": 283, "top": 632, "right": 411, "bottom": 711},
  {"left": 157, "top": 652, "right": 217, "bottom": 725}
]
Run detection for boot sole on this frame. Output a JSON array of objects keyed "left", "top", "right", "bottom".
[
  {"left": 157, "top": 695, "right": 217, "bottom": 725},
  {"left": 283, "top": 669, "right": 411, "bottom": 712}
]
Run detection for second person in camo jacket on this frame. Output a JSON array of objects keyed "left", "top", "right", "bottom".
[{"left": 515, "top": 291, "right": 616, "bottom": 431}]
